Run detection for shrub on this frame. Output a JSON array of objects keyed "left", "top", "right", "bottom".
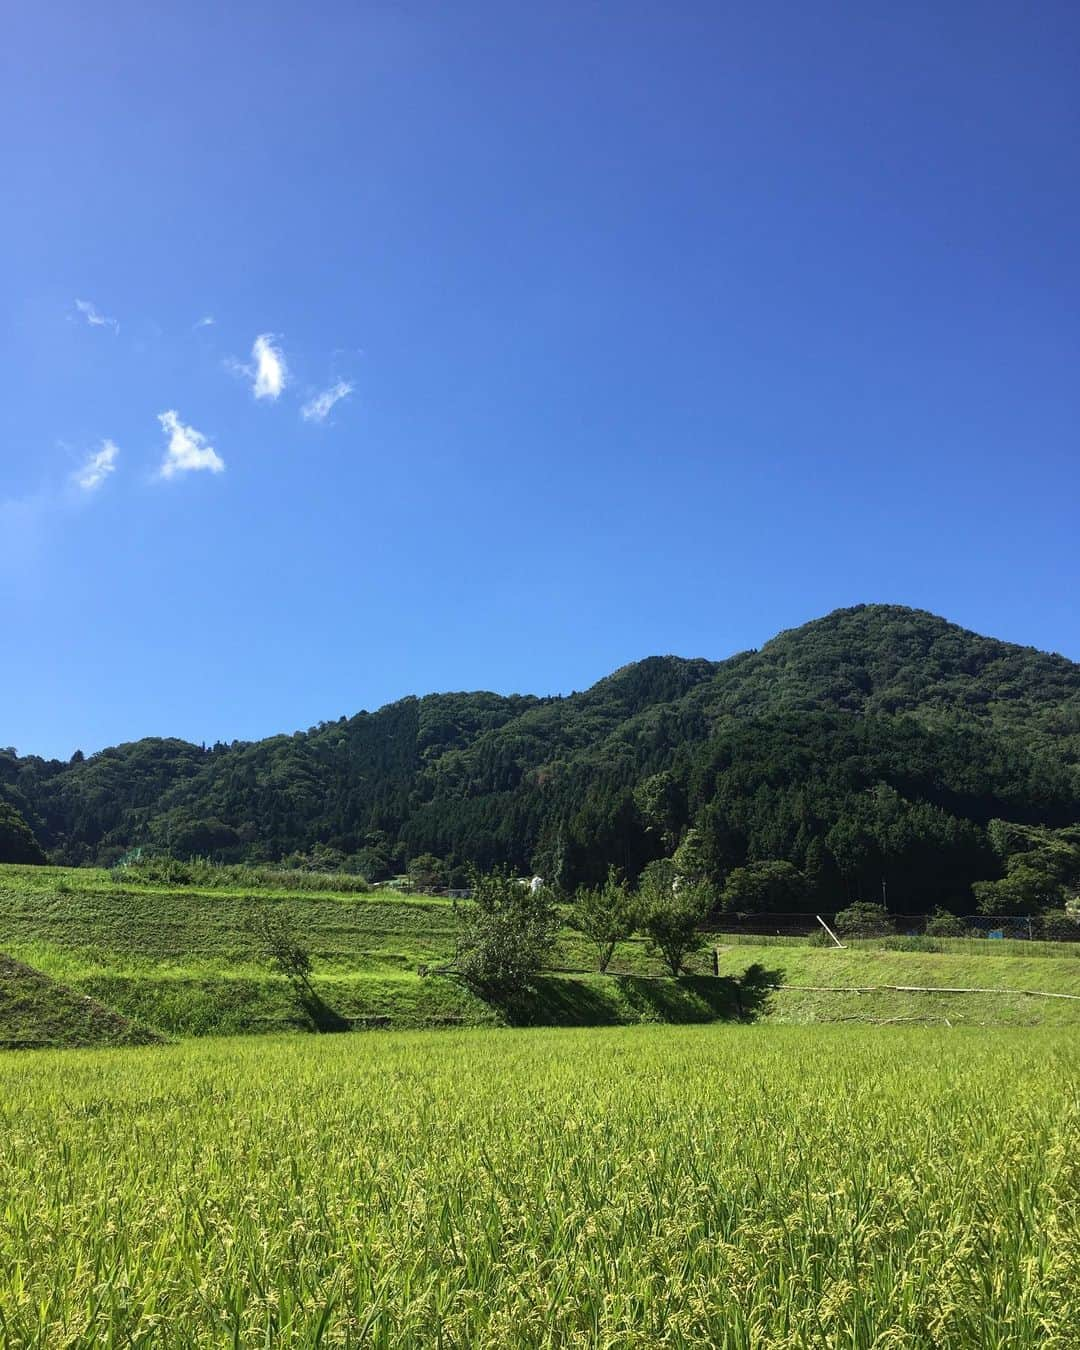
[
  {"left": 406, "top": 854, "right": 448, "bottom": 894},
  {"left": 1035, "top": 910, "right": 1078, "bottom": 941},
  {"left": 834, "top": 902, "right": 894, "bottom": 938},
  {"left": 453, "top": 867, "right": 559, "bottom": 995},
  {"left": 885, "top": 936, "right": 946, "bottom": 953},
  {"left": 115, "top": 856, "right": 372, "bottom": 894},
  {"left": 972, "top": 866, "right": 1063, "bottom": 916},
  {"left": 925, "top": 908, "right": 969, "bottom": 938}
]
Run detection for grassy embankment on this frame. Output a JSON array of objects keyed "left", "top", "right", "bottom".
[
  {"left": 0, "top": 951, "right": 161, "bottom": 1049},
  {"left": 1, "top": 864, "right": 1078, "bottom": 1042},
  {"left": 714, "top": 942, "right": 1080, "bottom": 1026},
  {"left": 0, "top": 1023, "right": 1076, "bottom": 1346},
  {"left": 0, "top": 864, "right": 482, "bottom": 1038}
]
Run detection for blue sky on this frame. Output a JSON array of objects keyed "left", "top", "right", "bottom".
[{"left": 3, "top": 1, "right": 1078, "bottom": 760}]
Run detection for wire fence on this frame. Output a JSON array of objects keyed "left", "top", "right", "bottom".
[{"left": 703, "top": 912, "right": 1080, "bottom": 943}]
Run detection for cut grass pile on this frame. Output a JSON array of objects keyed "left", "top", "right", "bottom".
[{"left": 0, "top": 1024, "right": 1076, "bottom": 1346}]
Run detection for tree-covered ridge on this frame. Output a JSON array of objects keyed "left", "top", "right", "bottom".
[
  {"left": 4, "top": 605, "right": 1080, "bottom": 913},
  {"left": 0, "top": 802, "right": 46, "bottom": 865},
  {"left": 702, "top": 605, "right": 1080, "bottom": 746}
]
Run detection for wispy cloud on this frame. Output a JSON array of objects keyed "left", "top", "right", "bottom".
[
  {"left": 74, "top": 440, "right": 120, "bottom": 492},
  {"left": 74, "top": 298, "right": 119, "bottom": 333},
  {"left": 158, "top": 411, "right": 225, "bottom": 479},
  {"left": 301, "top": 379, "right": 353, "bottom": 424},
  {"left": 252, "top": 333, "right": 287, "bottom": 400},
  {"left": 195, "top": 315, "right": 215, "bottom": 329}
]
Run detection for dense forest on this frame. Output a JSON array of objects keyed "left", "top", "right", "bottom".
[{"left": 4, "top": 605, "right": 1080, "bottom": 915}]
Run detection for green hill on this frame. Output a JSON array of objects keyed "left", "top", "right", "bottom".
[{"left": 4, "top": 605, "right": 1080, "bottom": 913}]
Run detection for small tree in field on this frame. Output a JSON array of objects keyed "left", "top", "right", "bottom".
[
  {"left": 638, "top": 860, "right": 712, "bottom": 976},
  {"left": 253, "top": 908, "right": 315, "bottom": 997},
  {"left": 453, "top": 867, "right": 559, "bottom": 995},
  {"left": 571, "top": 867, "right": 639, "bottom": 972}
]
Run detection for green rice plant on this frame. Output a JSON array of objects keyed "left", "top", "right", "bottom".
[{"left": 0, "top": 1024, "right": 1075, "bottom": 1347}]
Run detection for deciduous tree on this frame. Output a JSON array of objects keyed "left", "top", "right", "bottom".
[
  {"left": 453, "top": 867, "right": 559, "bottom": 995},
  {"left": 638, "top": 860, "right": 712, "bottom": 976},
  {"left": 571, "top": 867, "right": 639, "bottom": 972}
]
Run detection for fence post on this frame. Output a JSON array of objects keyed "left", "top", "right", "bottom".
[{"left": 816, "top": 914, "right": 845, "bottom": 949}]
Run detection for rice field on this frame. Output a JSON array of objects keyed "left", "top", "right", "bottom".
[{"left": 1, "top": 1024, "right": 1077, "bottom": 1347}]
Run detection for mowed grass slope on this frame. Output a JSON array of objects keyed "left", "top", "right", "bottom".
[
  {"left": 0, "top": 866, "right": 484, "bottom": 1038},
  {"left": 714, "top": 943, "right": 1080, "bottom": 1027},
  {"left": 0, "top": 864, "right": 457, "bottom": 972},
  {"left": 0, "top": 952, "right": 161, "bottom": 1049},
  {"left": 2, "top": 864, "right": 1079, "bottom": 1041},
  {"left": 0, "top": 1024, "right": 1076, "bottom": 1347}
]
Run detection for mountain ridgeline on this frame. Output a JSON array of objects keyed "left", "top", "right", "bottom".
[{"left": 5, "top": 606, "right": 1080, "bottom": 912}]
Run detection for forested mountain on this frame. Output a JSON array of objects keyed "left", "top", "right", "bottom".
[{"left": 5, "top": 605, "right": 1080, "bottom": 912}]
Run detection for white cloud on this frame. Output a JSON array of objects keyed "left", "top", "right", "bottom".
[
  {"left": 301, "top": 379, "right": 353, "bottom": 423},
  {"left": 195, "top": 315, "right": 215, "bottom": 329},
  {"left": 74, "top": 298, "right": 119, "bottom": 333},
  {"left": 74, "top": 440, "right": 120, "bottom": 491},
  {"left": 157, "top": 411, "right": 225, "bottom": 479},
  {"left": 252, "top": 333, "right": 287, "bottom": 400}
]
